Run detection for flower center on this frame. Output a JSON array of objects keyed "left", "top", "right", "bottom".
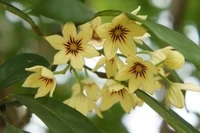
[
  {"left": 69, "top": 43, "right": 77, "bottom": 50},
  {"left": 129, "top": 62, "right": 147, "bottom": 78},
  {"left": 109, "top": 24, "right": 129, "bottom": 43},
  {"left": 39, "top": 77, "right": 53, "bottom": 86},
  {"left": 64, "top": 36, "right": 83, "bottom": 56}
]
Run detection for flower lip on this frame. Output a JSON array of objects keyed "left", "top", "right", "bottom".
[
  {"left": 109, "top": 24, "right": 130, "bottom": 43},
  {"left": 92, "top": 31, "right": 102, "bottom": 42},
  {"left": 129, "top": 62, "right": 147, "bottom": 78},
  {"left": 64, "top": 36, "right": 83, "bottom": 56}
]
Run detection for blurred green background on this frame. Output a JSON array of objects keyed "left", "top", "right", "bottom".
[{"left": 0, "top": 0, "right": 200, "bottom": 133}]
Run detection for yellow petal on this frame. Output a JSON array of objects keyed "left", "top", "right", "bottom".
[
  {"left": 53, "top": 50, "right": 70, "bottom": 65},
  {"left": 80, "top": 45, "right": 100, "bottom": 58},
  {"left": 127, "top": 22, "right": 146, "bottom": 37},
  {"left": 96, "top": 23, "right": 111, "bottom": 39},
  {"left": 25, "top": 66, "right": 43, "bottom": 73},
  {"left": 167, "top": 87, "right": 184, "bottom": 108},
  {"left": 100, "top": 91, "right": 118, "bottom": 111},
  {"left": 141, "top": 75, "right": 155, "bottom": 94},
  {"left": 131, "top": 6, "right": 141, "bottom": 15},
  {"left": 62, "top": 22, "right": 77, "bottom": 40},
  {"left": 120, "top": 93, "right": 133, "bottom": 113},
  {"left": 35, "top": 83, "right": 54, "bottom": 98},
  {"left": 92, "top": 17, "right": 102, "bottom": 28},
  {"left": 104, "top": 40, "right": 118, "bottom": 60},
  {"left": 92, "top": 57, "right": 106, "bottom": 72},
  {"left": 172, "top": 83, "right": 200, "bottom": 91},
  {"left": 115, "top": 56, "right": 124, "bottom": 69},
  {"left": 93, "top": 103, "right": 103, "bottom": 118},
  {"left": 137, "top": 15, "right": 147, "bottom": 20},
  {"left": 45, "top": 35, "right": 65, "bottom": 50},
  {"left": 77, "top": 28, "right": 93, "bottom": 44},
  {"left": 106, "top": 58, "right": 117, "bottom": 78},
  {"left": 41, "top": 67, "right": 54, "bottom": 79},
  {"left": 118, "top": 38, "right": 136, "bottom": 57},
  {"left": 115, "top": 65, "right": 132, "bottom": 81},
  {"left": 144, "top": 61, "right": 158, "bottom": 74},
  {"left": 22, "top": 73, "right": 42, "bottom": 88},
  {"left": 129, "top": 77, "right": 140, "bottom": 93},
  {"left": 70, "top": 55, "right": 84, "bottom": 69},
  {"left": 126, "top": 55, "right": 142, "bottom": 64},
  {"left": 112, "top": 13, "right": 129, "bottom": 26}
]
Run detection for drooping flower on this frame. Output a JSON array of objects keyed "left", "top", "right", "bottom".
[
  {"left": 115, "top": 56, "right": 158, "bottom": 94},
  {"left": 64, "top": 93, "right": 103, "bottom": 118},
  {"left": 45, "top": 22, "right": 100, "bottom": 70},
  {"left": 92, "top": 56, "right": 124, "bottom": 78},
  {"left": 96, "top": 13, "right": 146, "bottom": 59},
  {"left": 80, "top": 17, "right": 104, "bottom": 47},
  {"left": 99, "top": 79, "right": 138, "bottom": 113},
  {"left": 71, "top": 79, "right": 100, "bottom": 101},
  {"left": 22, "top": 66, "right": 56, "bottom": 98},
  {"left": 165, "top": 81, "right": 200, "bottom": 108}
]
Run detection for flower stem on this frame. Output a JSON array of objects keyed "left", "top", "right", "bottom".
[
  {"left": 53, "top": 65, "right": 70, "bottom": 75},
  {"left": 72, "top": 68, "right": 83, "bottom": 91}
]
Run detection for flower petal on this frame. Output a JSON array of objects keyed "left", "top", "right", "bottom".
[
  {"left": 100, "top": 91, "right": 118, "bottom": 111},
  {"left": 41, "top": 67, "right": 54, "bottom": 79},
  {"left": 70, "top": 55, "right": 84, "bottom": 69},
  {"left": 115, "top": 65, "right": 132, "bottom": 81},
  {"left": 62, "top": 22, "right": 77, "bottom": 40},
  {"left": 25, "top": 66, "right": 43, "bottom": 73},
  {"left": 129, "top": 77, "right": 140, "bottom": 93},
  {"left": 168, "top": 87, "right": 184, "bottom": 108},
  {"left": 131, "top": 6, "right": 141, "bottom": 15},
  {"left": 172, "top": 83, "right": 200, "bottom": 91},
  {"left": 96, "top": 23, "right": 111, "bottom": 39},
  {"left": 77, "top": 28, "right": 93, "bottom": 44},
  {"left": 92, "top": 17, "right": 102, "bottom": 28},
  {"left": 22, "top": 73, "right": 42, "bottom": 88},
  {"left": 53, "top": 50, "right": 70, "bottom": 65},
  {"left": 35, "top": 83, "right": 53, "bottom": 98},
  {"left": 127, "top": 22, "right": 146, "bottom": 37},
  {"left": 45, "top": 35, "right": 65, "bottom": 50},
  {"left": 120, "top": 93, "right": 133, "bottom": 113},
  {"left": 106, "top": 58, "right": 117, "bottom": 78},
  {"left": 118, "top": 38, "right": 136, "bottom": 57},
  {"left": 104, "top": 40, "right": 118, "bottom": 60},
  {"left": 92, "top": 57, "right": 106, "bottom": 72},
  {"left": 112, "top": 13, "right": 129, "bottom": 26},
  {"left": 80, "top": 45, "right": 100, "bottom": 58}
]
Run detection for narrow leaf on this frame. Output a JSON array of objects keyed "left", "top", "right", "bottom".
[
  {"left": 0, "top": 53, "right": 49, "bottom": 90},
  {"left": 31, "top": 0, "right": 95, "bottom": 25},
  {"left": 135, "top": 90, "right": 200, "bottom": 133},
  {"left": 13, "top": 94, "right": 102, "bottom": 133},
  {"left": 3, "top": 125, "right": 29, "bottom": 133},
  {"left": 0, "top": 1, "right": 43, "bottom": 36}
]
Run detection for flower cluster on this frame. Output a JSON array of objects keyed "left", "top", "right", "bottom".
[{"left": 22, "top": 6, "right": 200, "bottom": 117}]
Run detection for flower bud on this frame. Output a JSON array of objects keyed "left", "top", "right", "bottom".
[{"left": 165, "top": 51, "right": 185, "bottom": 70}]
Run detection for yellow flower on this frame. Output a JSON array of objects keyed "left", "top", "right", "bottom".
[
  {"left": 115, "top": 56, "right": 158, "bottom": 94},
  {"left": 45, "top": 22, "right": 100, "bottom": 69},
  {"left": 165, "top": 82, "right": 200, "bottom": 108},
  {"left": 165, "top": 50, "right": 185, "bottom": 70},
  {"left": 64, "top": 93, "right": 103, "bottom": 118},
  {"left": 100, "top": 79, "right": 138, "bottom": 113},
  {"left": 71, "top": 79, "right": 100, "bottom": 101},
  {"left": 80, "top": 17, "right": 104, "bottom": 47},
  {"left": 22, "top": 66, "right": 56, "bottom": 98},
  {"left": 92, "top": 56, "right": 124, "bottom": 78},
  {"left": 96, "top": 13, "right": 146, "bottom": 59}
]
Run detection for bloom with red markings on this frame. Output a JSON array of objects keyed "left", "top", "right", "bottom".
[
  {"left": 22, "top": 66, "right": 56, "bottom": 98},
  {"left": 115, "top": 56, "right": 158, "bottom": 94},
  {"left": 45, "top": 22, "right": 100, "bottom": 69}
]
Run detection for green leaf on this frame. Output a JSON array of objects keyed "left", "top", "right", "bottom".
[
  {"left": 3, "top": 125, "right": 29, "bottom": 133},
  {"left": 13, "top": 94, "right": 102, "bottom": 133},
  {"left": 0, "top": 1, "right": 43, "bottom": 36},
  {"left": 31, "top": 0, "right": 94, "bottom": 24},
  {"left": 0, "top": 53, "right": 49, "bottom": 90},
  {"left": 95, "top": 10, "right": 200, "bottom": 70},
  {"left": 135, "top": 90, "right": 200, "bottom": 133}
]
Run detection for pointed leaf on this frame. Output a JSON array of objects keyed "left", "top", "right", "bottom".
[
  {"left": 0, "top": 53, "right": 49, "bottom": 90},
  {"left": 135, "top": 90, "right": 200, "bottom": 133},
  {"left": 31, "top": 0, "right": 94, "bottom": 24},
  {"left": 13, "top": 94, "right": 102, "bottom": 133}
]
